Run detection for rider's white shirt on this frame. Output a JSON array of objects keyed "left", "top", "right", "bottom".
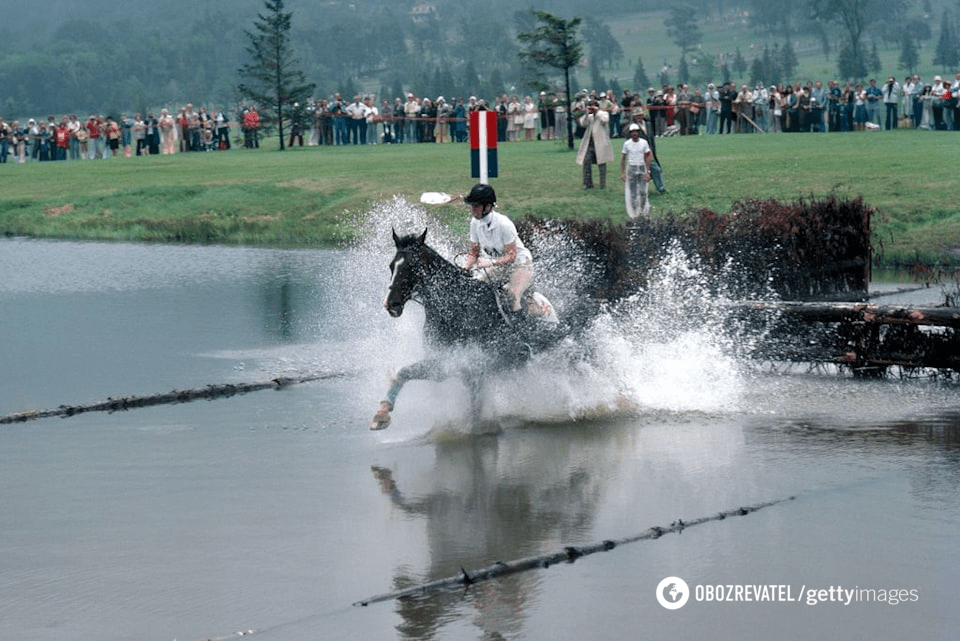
[{"left": 470, "top": 211, "right": 532, "bottom": 265}]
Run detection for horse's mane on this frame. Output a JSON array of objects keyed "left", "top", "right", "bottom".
[{"left": 394, "top": 231, "right": 467, "bottom": 280}]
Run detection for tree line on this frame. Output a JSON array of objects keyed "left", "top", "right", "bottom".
[{"left": 1, "top": 0, "right": 955, "bottom": 120}]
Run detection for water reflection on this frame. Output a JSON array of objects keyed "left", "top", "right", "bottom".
[{"left": 371, "top": 423, "right": 635, "bottom": 639}]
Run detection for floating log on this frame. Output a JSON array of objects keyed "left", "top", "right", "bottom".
[
  {"left": 353, "top": 496, "right": 795, "bottom": 607},
  {"left": 0, "top": 372, "right": 346, "bottom": 425}
]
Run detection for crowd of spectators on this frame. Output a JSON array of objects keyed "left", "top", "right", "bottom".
[{"left": 3, "top": 71, "right": 959, "bottom": 164}]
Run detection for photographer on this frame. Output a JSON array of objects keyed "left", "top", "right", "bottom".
[
  {"left": 576, "top": 100, "right": 614, "bottom": 189},
  {"left": 883, "top": 76, "right": 900, "bottom": 130}
]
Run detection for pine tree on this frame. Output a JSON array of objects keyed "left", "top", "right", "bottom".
[
  {"left": 780, "top": 40, "right": 799, "bottom": 81},
  {"left": 237, "top": 0, "right": 315, "bottom": 150},
  {"left": 633, "top": 56, "right": 651, "bottom": 91},
  {"left": 733, "top": 47, "right": 747, "bottom": 76},
  {"left": 933, "top": 10, "right": 959, "bottom": 71},
  {"left": 517, "top": 11, "right": 584, "bottom": 149},
  {"left": 899, "top": 32, "right": 919, "bottom": 72}
]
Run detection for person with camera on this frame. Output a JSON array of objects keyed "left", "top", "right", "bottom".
[
  {"left": 576, "top": 100, "right": 614, "bottom": 189},
  {"left": 883, "top": 76, "right": 901, "bottom": 130}
]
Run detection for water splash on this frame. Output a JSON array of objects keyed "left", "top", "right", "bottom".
[{"left": 332, "top": 198, "right": 776, "bottom": 434}]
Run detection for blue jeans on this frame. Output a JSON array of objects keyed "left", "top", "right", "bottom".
[
  {"left": 334, "top": 117, "right": 347, "bottom": 145},
  {"left": 650, "top": 161, "right": 665, "bottom": 193}
]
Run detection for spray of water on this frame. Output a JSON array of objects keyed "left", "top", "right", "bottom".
[{"left": 329, "top": 197, "right": 775, "bottom": 435}]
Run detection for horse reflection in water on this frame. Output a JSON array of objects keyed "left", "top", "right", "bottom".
[{"left": 371, "top": 229, "right": 566, "bottom": 430}]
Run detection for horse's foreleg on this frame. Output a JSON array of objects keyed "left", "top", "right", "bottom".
[{"left": 370, "top": 359, "right": 444, "bottom": 430}]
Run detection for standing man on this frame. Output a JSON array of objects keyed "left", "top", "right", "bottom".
[
  {"left": 883, "top": 76, "right": 900, "bottom": 130},
  {"left": 718, "top": 82, "right": 735, "bottom": 134},
  {"left": 621, "top": 123, "right": 652, "bottom": 221},
  {"left": 576, "top": 100, "right": 614, "bottom": 189},
  {"left": 864, "top": 79, "right": 883, "bottom": 127}
]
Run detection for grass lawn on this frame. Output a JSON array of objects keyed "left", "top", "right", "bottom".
[{"left": 1, "top": 129, "right": 957, "bottom": 265}]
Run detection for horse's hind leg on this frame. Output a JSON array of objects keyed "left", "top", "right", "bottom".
[{"left": 370, "top": 359, "right": 443, "bottom": 430}]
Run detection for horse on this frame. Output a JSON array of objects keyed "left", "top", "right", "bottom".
[{"left": 370, "top": 228, "right": 564, "bottom": 430}]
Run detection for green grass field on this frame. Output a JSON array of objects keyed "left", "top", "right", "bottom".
[{"left": 1, "top": 129, "right": 957, "bottom": 265}]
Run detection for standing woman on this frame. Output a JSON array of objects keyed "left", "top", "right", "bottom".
[
  {"left": 522, "top": 95, "right": 537, "bottom": 140},
  {"left": 120, "top": 113, "right": 133, "bottom": 157},
  {"left": 159, "top": 109, "right": 176, "bottom": 155},
  {"left": 133, "top": 113, "right": 146, "bottom": 155},
  {"left": 853, "top": 84, "right": 868, "bottom": 131}
]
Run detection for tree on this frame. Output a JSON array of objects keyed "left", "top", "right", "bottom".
[
  {"left": 237, "top": 0, "right": 315, "bottom": 151},
  {"left": 633, "top": 56, "right": 651, "bottom": 91},
  {"left": 664, "top": 5, "right": 703, "bottom": 59},
  {"left": 780, "top": 40, "right": 798, "bottom": 81},
  {"left": 580, "top": 17, "right": 624, "bottom": 69},
  {"left": 733, "top": 47, "right": 747, "bottom": 77},
  {"left": 899, "top": 31, "right": 919, "bottom": 72},
  {"left": 517, "top": 11, "right": 584, "bottom": 149},
  {"left": 811, "top": 0, "right": 905, "bottom": 84},
  {"left": 933, "top": 9, "right": 959, "bottom": 71},
  {"left": 838, "top": 42, "right": 867, "bottom": 79}
]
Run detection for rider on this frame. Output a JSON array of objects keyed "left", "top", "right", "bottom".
[{"left": 462, "top": 183, "right": 533, "bottom": 313}]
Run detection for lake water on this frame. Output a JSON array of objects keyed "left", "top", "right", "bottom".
[{"left": 1, "top": 204, "right": 958, "bottom": 641}]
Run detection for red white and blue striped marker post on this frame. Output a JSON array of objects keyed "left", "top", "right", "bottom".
[{"left": 469, "top": 110, "right": 498, "bottom": 183}]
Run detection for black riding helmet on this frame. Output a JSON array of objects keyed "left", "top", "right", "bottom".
[{"left": 464, "top": 183, "right": 496, "bottom": 206}]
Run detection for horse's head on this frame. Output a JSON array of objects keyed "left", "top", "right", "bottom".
[{"left": 384, "top": 228, "right": 428, "bottom": 318}]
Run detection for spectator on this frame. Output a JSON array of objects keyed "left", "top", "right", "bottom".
[
  {"left": 865, "top": 78, "right": 883, "bottom": 126},
  {"left": 704, "top": 83, "right": 719, "bottom": 134},
  {"left": 159, "top": 109, "right": 176, "bottom": 154},
  {"left": 576, "top": 100, "right": 614, "bottom": 189},
  {"left": 522, "top": 95, "right": 537, "bottom": 140},
  {"left": 104, "top": 116, "right": 121, "bottom": 158},
  {"left": 852, "top": 83, "right": 868, "bottom": 131},
  {"left": 404, "top": 93, "right": 419, "bottom": 144},
  {"left": 621, "top": 122, "right": 652, "bottom": 220},
  {"left": 242, "top": 105, "right": 260, "bottom": 148},
  {"left": 883, "top": 76, "right": 900, "bottom": 130},
  {"left": 718, "top": 82, "right": 735, "bottom": 134},
  {"left": 0, "top": 115, "right": 9, "bottom": 163}
]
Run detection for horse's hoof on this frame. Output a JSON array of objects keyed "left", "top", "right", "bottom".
[{"left": 370, "top": 401, "right": 393, "bottom": 431}]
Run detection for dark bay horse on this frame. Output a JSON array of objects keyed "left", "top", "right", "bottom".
[{"left": 370, "top": 229, "right": 564, "bottom": 430}]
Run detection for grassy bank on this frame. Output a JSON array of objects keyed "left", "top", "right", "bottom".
[{"left": 1, "top": 130, "right": 957, "bottom": 264}]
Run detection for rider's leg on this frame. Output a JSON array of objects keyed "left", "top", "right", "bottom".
[{"left": 507, "top": 265, "right": 534, "bottom": 312}]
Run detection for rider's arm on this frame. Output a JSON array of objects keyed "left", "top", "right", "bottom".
[
  {"left": 463, "top": 242, "right": 480, "bottom": 269},
  {"left": 492, "top": 241, "right": 517, "bottom": 266}
]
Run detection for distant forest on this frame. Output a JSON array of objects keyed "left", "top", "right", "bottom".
[
  {"left": 0, "top": 0, "right": 951, "bottom": 118},
  {"left": 0, "top": 0, "right": 708, "bottom": 117}
]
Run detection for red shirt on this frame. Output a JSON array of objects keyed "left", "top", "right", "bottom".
[
  {"left": 86, "top": 121, "right": 100, "bottom": 137},
  {"left": 55, "top": 126, "right": 70, "bottom": 148}
]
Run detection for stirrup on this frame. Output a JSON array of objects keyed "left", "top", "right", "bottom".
[{"left": 370, "top": 400, "right": 393, "bottom": 431}]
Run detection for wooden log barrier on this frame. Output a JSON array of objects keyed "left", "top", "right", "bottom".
[
  {"left": 353, "top": 496, "right": 795, "bottom": 607},
  {"left": 0, "top": 372, "right": 347, "bottom": 425},
  {"left": 742, "top": 301, "right": 960, "bottom": 328}
]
